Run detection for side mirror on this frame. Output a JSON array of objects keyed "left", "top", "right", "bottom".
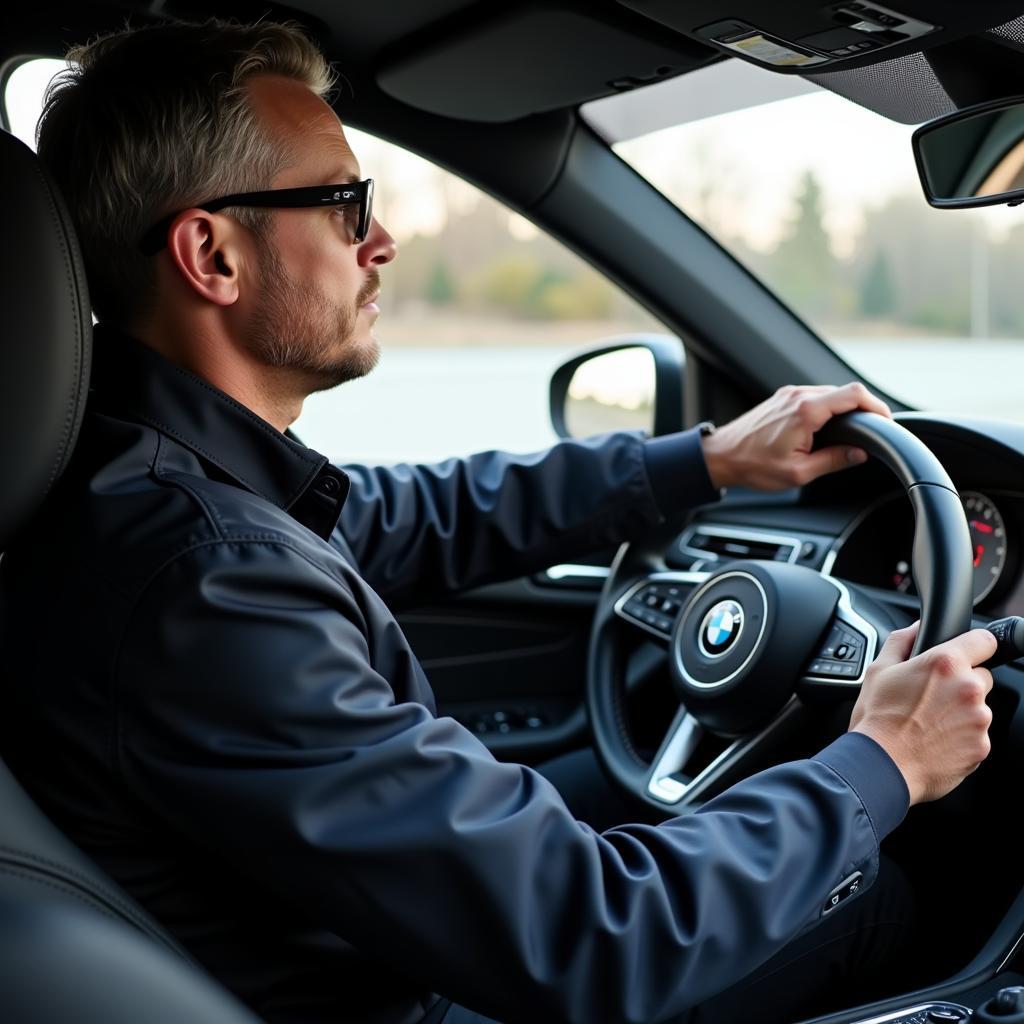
[
  {"left": 549, "top": 334, "right": 684, "bottom": 440},
  {"left": 913, "top": 96, "right": 1024, "bottom": 209}
]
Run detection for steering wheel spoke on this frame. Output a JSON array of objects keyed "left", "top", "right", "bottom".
[
  {"left": 645, "top": 707, "right": 704, "bottom": 803},
  {"left": 613, "top": 571, "right": 709, "bottom": 645},
  {"left": 646, "top": 699, "right": 806, "bottom": 812}
]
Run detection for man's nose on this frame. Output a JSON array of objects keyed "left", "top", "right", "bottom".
[{"left": 359, "top": 217, "right": 397, "bottom": 266}]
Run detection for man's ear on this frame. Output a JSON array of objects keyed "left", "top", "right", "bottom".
[{"left": 165, "top": 211, "right": 244, "bottom": 307}]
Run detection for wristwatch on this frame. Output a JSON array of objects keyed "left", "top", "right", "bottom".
[{"left": 695, "top": 420, "right": 725, "bottom": 496}]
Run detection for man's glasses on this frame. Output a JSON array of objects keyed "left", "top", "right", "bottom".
[{"left": 139, "top": 178, "right": 374, "bottom": 256}]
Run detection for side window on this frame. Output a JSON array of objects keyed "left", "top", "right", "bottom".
[
  {"left": 2, "top": 58, "right": 59, "bottom": 148},
  {"left": 299, "top": 126, "right": 665, "bottom": 463},
  {"left": 4, "top": 58, "right": 667, "bottom": 465}
]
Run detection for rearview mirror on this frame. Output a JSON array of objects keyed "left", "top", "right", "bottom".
[{"left": 913, "top": 96, "right": 1024, "bottom": 209}]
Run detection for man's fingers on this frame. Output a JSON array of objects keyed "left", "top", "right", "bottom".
[
  {"left": 803, "top": 383, "right": 892, "bottom": 429},
  {"left": 872, "top": 621, "right": 920, "bottom": 669},
  {"left": 931, "top": 627, "right": 999, "bottom": 668},
  {"left": 874, "top": 625, "right": 997, "bottom": 672},
  {"left": 975, "top": 667, "right": 995, "bottom": 697},
  {"left": 822, "top": 383, "right": 892, "bottom": 418},
  {"left": 790, "top": 445, "right": 867, "bottom": 483}
]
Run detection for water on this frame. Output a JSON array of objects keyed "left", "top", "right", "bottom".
[
  {"left": 294, "top": 348, "right": 565, "bottom": 465},
  {"left": 834, "top": 338, "right": 1024, "bottom": 422}
]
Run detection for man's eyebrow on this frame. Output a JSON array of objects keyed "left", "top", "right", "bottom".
[{"left": 324, "top": 168, "right": 361, "bottom": 184}]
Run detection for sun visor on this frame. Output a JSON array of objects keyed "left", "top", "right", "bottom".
[{"left": 376, "top": 6, "right": 714, "bottom": 123}]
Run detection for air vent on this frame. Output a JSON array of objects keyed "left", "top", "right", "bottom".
[{"left": 679, "top": 525, "right": 800, "bottom": 566}]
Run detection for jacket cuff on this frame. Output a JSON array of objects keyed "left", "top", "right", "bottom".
[
  {"left": 813, "top": 732, "right": 910, "bottom": 842},
  {"left": 642, "top": 428, "right": 722, "bottom": 519}
]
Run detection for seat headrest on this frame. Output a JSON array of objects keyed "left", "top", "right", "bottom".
[{"left": 0, "top": 130, "right": 91, "bottom": 547}]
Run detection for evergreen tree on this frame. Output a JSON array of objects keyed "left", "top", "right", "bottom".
[
  {"left": 424, "top": 259, "right": 456, "bottom": 305},
  {"left": 767, "top": 171, "right": 837, "bottom": 321},
  {"left": 860, "top": 250, "right": 896, "bottom": 317}
]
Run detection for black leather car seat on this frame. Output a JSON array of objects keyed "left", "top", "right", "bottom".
[{"left": 0, "top": 127, "right": 262, "bottom": 1024}]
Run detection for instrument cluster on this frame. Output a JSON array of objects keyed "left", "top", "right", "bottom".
[{"left": 830, "top": 490, "right": 1021, "bottom": 610}]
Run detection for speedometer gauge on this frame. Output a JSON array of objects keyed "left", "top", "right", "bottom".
[{"left": 962, "top": 491, "right": 1007, "bottom": 604}]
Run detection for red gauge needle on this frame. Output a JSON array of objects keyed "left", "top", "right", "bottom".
[
  {"left": 971, "top": 519, "right": 994, "bottom": 534},
  {"left": 974, "top": 544, "right": 985, "bottom": 568}
]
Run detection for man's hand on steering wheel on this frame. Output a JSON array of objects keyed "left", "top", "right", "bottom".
[
  {"left": 851, "top": 621, "right": 997, "bottom": 806},
  {"left": 701, "top": 382, "right": 893, "bottom": 492}
]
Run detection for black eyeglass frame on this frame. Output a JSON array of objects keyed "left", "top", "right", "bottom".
[{"left": 139, "top": 178, "right": 374, "bottom": 255}]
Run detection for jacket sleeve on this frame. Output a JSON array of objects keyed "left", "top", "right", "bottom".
[
  {"left": 115, "top": 538, "right": 906, "bottom": 1024},
  {"left": 336, "top": 428, "right": 719, "bottom": 605}
]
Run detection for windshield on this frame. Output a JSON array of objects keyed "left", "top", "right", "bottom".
[{"left": 585, "top": 60, "right": 1024, "bottom": 421}]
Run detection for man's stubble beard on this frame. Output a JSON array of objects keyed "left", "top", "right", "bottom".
[{"left": 247, "top": 240, "right": 381, "bottom": 394}]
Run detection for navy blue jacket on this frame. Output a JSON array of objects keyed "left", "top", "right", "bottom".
[{"left": 0, "top": 328, "right": 908, "bottom": 1024}]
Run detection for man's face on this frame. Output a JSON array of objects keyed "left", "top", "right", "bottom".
[{"left": 241, "top": 75, "right": 397, "bottom": 393}]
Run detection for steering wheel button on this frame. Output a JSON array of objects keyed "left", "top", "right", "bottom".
[{"left": 835, "top": 643, "right": 850, "bottom": 659}]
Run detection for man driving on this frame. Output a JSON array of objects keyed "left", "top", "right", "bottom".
[{"left": 0, "top": 19, "right": 997, "bottom": 1024}]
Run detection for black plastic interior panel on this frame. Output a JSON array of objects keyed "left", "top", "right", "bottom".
[
  {"left": 377, "top": 3, "right": 713, "bottom": 122},
  {"left": 616, "top": 1, "right": 1024, "bottom": 74}
]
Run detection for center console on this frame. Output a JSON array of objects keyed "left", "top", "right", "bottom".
[
  {"left": 845, "top": 984, "right": 1024, "bottom": 1023},
  {"left": 849, "top": 1003, "right": 970, "bottom": 1023}
]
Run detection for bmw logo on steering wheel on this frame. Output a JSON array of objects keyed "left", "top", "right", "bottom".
[{"left": 699, "top": 600, "right": 744, "bottom": 658}]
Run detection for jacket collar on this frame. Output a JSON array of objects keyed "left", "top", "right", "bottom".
[{"left": 88, "top": 326, "right": 349, "bottom": 538}]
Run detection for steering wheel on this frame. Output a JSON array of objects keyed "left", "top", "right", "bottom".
[{"left": 587, "top": 412, "right": 975, "bottom": 814}]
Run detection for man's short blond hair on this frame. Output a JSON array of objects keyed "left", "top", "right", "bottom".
[{"left": 37, "top": 19, "right": 336, "bottom": 327}]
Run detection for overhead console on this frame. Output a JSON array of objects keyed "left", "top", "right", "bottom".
[
  {"left": 616, "top": 0, "right": 1024, "bottom": 74},
  {"left": 691, "top": 4, "right": 937, "bottom": 71}
]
